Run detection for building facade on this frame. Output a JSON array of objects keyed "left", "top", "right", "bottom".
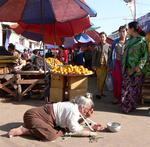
[{"left": 0, "top": 22, "right": 40, "bottom": 52}]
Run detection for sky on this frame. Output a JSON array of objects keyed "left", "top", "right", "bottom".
[{"left": 86, "top": 0, "right": 150, "bottom": 35}]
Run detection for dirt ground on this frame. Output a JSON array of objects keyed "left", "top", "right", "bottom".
[{"left": 0, "top": 77, "right": 150, "bottom": 147}]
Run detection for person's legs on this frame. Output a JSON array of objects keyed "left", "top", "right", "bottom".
[
  {"left": 112, "top": 60, "right": 122, "bottom": 103},
  {"left": 23, "top": 106, "right": 64, "bottom": 141},
  {"left": 112, "top": 68, "right": 117, "bottom": 99},
  {"left": 120, "top": 73, "right": 131, "bottom": 113},
  {"left": 8, "top": 105, "right": 63, "bottom": 141},
  {"left": 96, "top": 68, "right": 101, "bottom": 93},
  {"left": 96, "top": 66, "right": 107, "bottom": 97},
  {"left": 96, "top": 67, "right": 101, "bottom": 99},
  {"left": 27, "top": 118, "right": 64, "bottom": 141},
  {"left": 121, "top": 73, "right": 143, "bottom": 113},
  {"left": 116, "top": 61, "right": 122, "bottom": 102}
]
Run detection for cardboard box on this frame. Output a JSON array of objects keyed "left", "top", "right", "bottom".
[
  {"left": 67, "top": 76, "right": 88, "bottom": 90},
  {"left": 68, "top": 89, "right": 87, "bottom": 100},
  {"left": 49, "top": 88, "right": 64, "bottom": 102},
  {"left": 0, "top": 67, "right": 10, "bottom": 74},
  {"left": 50, "top": 74, "right": 64, "bottom": 88}
]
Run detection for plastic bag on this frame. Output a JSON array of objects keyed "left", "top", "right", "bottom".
[{"left": 106, "top": 72, "right": 113, "bottom": 91}]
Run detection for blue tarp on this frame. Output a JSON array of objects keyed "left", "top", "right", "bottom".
[{"left": 75, "top": 33, "right": 95, "bottom": 43}]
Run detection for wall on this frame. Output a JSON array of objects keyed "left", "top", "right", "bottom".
[{"left": 0, "top": 23, "right": 41, "bottom": 51}]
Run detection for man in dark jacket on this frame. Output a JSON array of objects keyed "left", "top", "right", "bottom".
[{"left": 92, "top": 32, "right": 111, "bottom": 99}]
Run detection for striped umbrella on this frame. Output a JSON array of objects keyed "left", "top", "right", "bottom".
[
  {"left": 0, "top": 0, "right": 97, "bottom": 44},
  {"left": 10, "top": 17, "right": 91, "bottom": 45},
  {"left": 0, "top": 0, "right": 96, "bottom": 23}
]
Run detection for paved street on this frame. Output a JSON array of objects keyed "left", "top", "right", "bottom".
[{"left": 0, "top": 76, "right": 150, "bottom": 147}]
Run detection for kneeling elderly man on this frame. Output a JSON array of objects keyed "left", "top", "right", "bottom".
[{"left": 8, "top": 95, "right": 103, "bottom": 141}]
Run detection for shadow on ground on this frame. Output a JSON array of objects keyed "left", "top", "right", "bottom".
[
  {"left": 0, "top": 97, "right": 45, "bottom": 107},
  {"left": 0, "top": 122, "right": 23, "bottom": 132},
  {"left": 0, "top": 122, "right": 37, "bottom": 141}
]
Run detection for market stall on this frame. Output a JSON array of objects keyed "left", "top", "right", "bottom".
[
  {"left": 0, "top": 69, "right": 50, "bottom": 101},
  {"left": 0, "top": 49, "right": 51, "bottom": 101}
]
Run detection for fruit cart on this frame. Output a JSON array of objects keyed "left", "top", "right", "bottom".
[{"left": 45, "top": 57, "right": 93, "bottom": 102}]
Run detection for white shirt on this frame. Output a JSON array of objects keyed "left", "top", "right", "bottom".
[{"left": 53, "top": 102, "right": 83, "bottom": 132}]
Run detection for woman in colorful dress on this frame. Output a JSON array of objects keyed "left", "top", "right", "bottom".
[
  {"left": 121, "top": 21, "right": 149, "bottom": 113},
  {"left": 110, "top": 25, "right": 127, "bottom": 104}
]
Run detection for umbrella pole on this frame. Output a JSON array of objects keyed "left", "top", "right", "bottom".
[
  {"left": 40, "top": 0, "right": 46, "bottom": 74},
  {"left": 42, "top": 42, "right": 47, "bottom": 74},
  {"left": 39, "top": 0, "right": 50, "bottom": 102},
  {"left": 53, "top": 23, "right": 57, "bottom": 66}
]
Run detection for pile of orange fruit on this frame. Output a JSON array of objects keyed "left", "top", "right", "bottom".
[
  {"left": 45, "top": 57, "right": 63, "bottom": 69},
  {"left": 51, "top": 65, "right": 93, "bottom": 75}
]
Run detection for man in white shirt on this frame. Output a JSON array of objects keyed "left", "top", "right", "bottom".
[{"left": 53, "top": 102, "right": 83, "bottom": 132}]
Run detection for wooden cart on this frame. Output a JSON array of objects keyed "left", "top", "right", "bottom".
[{"left": 15, "top": 71, "right": 50, "bottom": 101}]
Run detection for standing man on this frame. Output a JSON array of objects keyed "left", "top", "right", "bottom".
[
  {"left": 110, "top": 25, "right": 127, "bottom": 104},
  {"left": 92, "top": 32, "right": 111, "bottom": 99}
]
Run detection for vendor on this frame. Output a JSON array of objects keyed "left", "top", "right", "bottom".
[
  {"left": 31, "top": 49, "right": 39, "bottom": 62},
  {"left": 8, "top": 95, "right": 103, "bottom": 141},
  {"left": 8, "top": 43, "right": 21, "bottom": 65}
]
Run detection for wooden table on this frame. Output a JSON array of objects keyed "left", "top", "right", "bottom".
[
  {"left": 15, "top": 71, "right": 50, "bottom": 101},
  {"left": 0, "top": 74, "right": 17, "bottom": 98}
]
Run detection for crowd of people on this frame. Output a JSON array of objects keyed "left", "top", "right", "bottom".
[
  {"left": 53, "top": 45, "right": 93, "bottom": 68},
  {"left": 1, "top": 43, "right": 93, "bottom": 69},
  {"left": 93, "top": 21, "right": 149, "bottom": 114}
]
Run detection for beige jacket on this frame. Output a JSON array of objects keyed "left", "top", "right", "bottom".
[{"left": 92, "top": 43, "right": 111, "bottom": 67}]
